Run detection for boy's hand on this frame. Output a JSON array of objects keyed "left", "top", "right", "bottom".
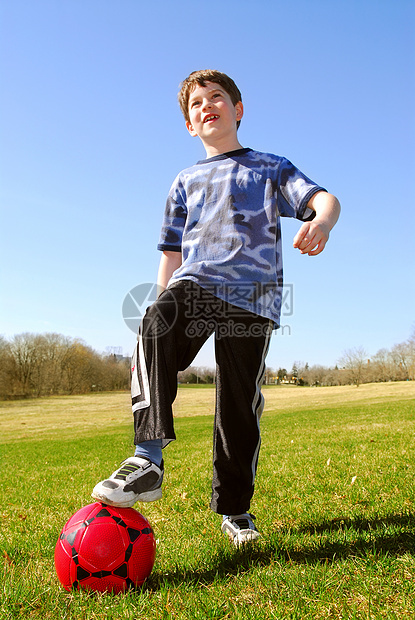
[
  {"left": 293, "top": 220, "right": 330, "bottom": 256},
  {"left": 293, "top": 191, "right": 341, "bottom": 256}
]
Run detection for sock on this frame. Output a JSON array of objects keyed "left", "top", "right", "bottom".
[
  {"left": 223, "top": 513, "right": 249, "bottom": 521},
  {"left": 134, "top": 439, "right": 163, "bottom": 467}
]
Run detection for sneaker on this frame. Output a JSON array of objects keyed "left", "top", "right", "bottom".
[
  {"left": 221, "top": 513, "right": 260, "bottom": 546},
  {"left": 91, "top": 456, "right": 163, "bottom": 508}
]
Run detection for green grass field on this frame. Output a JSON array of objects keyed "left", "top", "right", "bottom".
[{"left": 1, "top": 382, "right": 415, "bottom": 619}]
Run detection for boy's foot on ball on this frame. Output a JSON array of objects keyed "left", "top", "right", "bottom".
[
  {"left": 221, "top": 513, "right": 260, "bottom": 546},
  {"left": 92, "top": 456, "right": 163, "bottom": 508}
]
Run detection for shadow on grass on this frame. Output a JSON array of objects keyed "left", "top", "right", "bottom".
[{"left": 146, "top": 512, "right": 415, "bottom": 590}]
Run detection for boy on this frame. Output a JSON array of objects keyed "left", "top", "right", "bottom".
[{"left": 92, "top": 70, "right": 340, "bottom": 546}]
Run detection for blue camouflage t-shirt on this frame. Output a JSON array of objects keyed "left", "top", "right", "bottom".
[{"left": 157, "top": 148, "right": 326, "bottom": 327}]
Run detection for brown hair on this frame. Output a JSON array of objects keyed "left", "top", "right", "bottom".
[{"left": 178, "top": 70, "right": 242, "bottom": 129}]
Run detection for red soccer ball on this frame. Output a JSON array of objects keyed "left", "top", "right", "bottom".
[{"left": 55, "top": 502, "right": 156, "bottom": 594}]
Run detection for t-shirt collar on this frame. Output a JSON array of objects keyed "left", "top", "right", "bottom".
[{"left": 197, "top": 147, "right": 252, "bottom": 165}]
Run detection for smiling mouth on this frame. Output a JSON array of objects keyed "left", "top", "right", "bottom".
[{"left": 203, "top": 115, "right": 219, "bottom": 123}]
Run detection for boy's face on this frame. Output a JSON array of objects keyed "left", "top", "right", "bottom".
[{"left": 185, "top": 82, "right": 243, "bottom": 146}]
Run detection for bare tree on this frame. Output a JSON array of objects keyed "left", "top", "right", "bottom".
[
  {"left": 390, "top": 340, "right": 413, "bottom": 381},
  {"left": 370, "top": 348, "right": 394, "bottom": 383},
  {"left": 8, "top": 333, "right": 43, "bottom": 396},
  {"left": 306, "top": 364, "right": 328, "bottom": 386},
  {"left": 101, "top": 354, "right": 130, "bottom": 391},
  {"left": 0, "top": 336, "right": 15, "bottom": 398},
  {"left": 407, "top": 328, "right": 415, "bottom": 380},
  {"left": 62, "top": 340, "right": 101, "bottom": 394},
  {"left": 338, "top": 346, "right": 368, "bottom": 387}
]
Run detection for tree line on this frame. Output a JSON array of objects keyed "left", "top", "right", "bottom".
[
  {"left": 264, "top": 330, "right": 415, "bottom": 387},
  {"left": 0, "top": 333, "right": 130, "bottom": 399},
  {"left": 0, "top": 329, "right": 413, "bottom": 399},
  {"left": 179, "top": 330, "right": 415, "bottom": 388}
]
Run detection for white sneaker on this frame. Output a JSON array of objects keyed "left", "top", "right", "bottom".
[
  {"left": 91, "top": 456, "right": 163, "bottom": 508},
  {"left": 221, "top": 513, "right": 260, "bottom": 546}
]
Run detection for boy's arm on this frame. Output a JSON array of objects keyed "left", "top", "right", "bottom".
[
  {"left": 157, "top": 250, "right": 182, "bottom": 295},
  {"left": 293, "top": 191, "right": 341, "bottom": 256}
]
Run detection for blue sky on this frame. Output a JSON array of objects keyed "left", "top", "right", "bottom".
[{"left": 1, "top": 0, "right": 414, "bottom": 372}]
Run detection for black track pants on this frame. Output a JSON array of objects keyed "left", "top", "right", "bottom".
[{"left": 131, "top": 280, "right": 272, "bottom": 515}]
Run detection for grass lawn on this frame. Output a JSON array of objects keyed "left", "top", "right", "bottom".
[{"left": 1, "top": 382, "right": 415, "bottom": 619}]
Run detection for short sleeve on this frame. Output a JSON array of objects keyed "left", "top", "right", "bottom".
[
  {"left": 157, "top": 175, "right": 187, "bottom": 252},
  {"left": 277, "top": 158, "right": 326, "bottom": 221}
]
